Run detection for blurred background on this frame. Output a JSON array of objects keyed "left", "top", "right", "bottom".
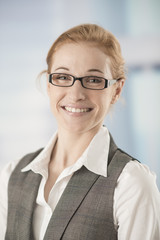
[{"left": 0, "top": 0, "right": 160, "bottom": 189}]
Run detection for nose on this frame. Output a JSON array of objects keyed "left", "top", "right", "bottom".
[{"left": 68, "top": 79, "right": 86, "bottom": 101}]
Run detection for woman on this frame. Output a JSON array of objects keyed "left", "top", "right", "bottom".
[{"left": 0, "top": 24, "right": 160, "bottom": 240}]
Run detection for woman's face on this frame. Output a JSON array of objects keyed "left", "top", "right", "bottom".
[{"left": 47, "top": 42, "right": 123, "bottom": 134}]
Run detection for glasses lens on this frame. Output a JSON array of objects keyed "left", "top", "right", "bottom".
[
  {"left": 51, "top": 73, "right": 73, "bottom": 86},
  {"left": 83, "top": 76, "right": 105, "bottom": 89}
]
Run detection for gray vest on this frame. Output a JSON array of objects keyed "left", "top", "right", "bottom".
[{"left": 5, "top": 136, "right": 135, "bottom": 240}]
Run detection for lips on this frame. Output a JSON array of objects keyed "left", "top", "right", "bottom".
[{"left": 63, "top": 106, "right": 92, "bottom": 113}]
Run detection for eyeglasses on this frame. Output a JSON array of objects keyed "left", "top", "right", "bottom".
[{"left": 49, "top": 73, "right": 120, "bottom": 90}]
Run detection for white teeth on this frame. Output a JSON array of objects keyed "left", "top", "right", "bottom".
[{"left": 64, "top": 107, "right": 90, "bottom": 113}]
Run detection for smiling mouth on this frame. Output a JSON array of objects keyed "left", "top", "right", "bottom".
[{"left": 63, "top": 106, "right": 92, "bottom": 113}]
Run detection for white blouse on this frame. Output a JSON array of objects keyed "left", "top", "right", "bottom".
[{"left": 0, "top": 126, "right": 160, "bottom": 240}]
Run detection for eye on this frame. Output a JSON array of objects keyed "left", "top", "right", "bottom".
[
  {"left": 85, "top": 77, "right": 103, "bottom": 84},
  {"left": 54, "top": 74, "right": 71, "bottom": 80}
]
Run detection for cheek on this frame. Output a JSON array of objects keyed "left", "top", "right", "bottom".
[
  {"left": 47, "top": 89, "right": 57, "bottom": 111},
  {"left": 101, "top": 91, "right": 113, "bottom": 105},
  {"left": 99, "top": 92, "right": 113, "bottom": 115},
  {"left": 48, "top": 88, "right": 66, "bottom": 114},
  {"left": 48, "top": 86, "right": 60, "bottom": 103}
]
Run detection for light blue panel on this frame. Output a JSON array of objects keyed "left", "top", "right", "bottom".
[
  {"left": 128, "top": 69, "right": 160, "bottom": 187},
  {"left": 126, "top": 0, "right": 160, "bottom": 35}
]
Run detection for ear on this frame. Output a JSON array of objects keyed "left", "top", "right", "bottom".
[{"left": 111, "top": 79, "right": 125, "bottom": 104}]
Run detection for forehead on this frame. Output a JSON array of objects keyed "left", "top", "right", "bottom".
[
  {"left": 51, "top": 42, "right": 112, "bottom": 76},
  {"left": 53, "top": 42, "right": 107, "bottom": 60}
]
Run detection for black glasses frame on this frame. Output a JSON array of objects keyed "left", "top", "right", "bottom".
[{"left": 49, "top": 73, "right": 120, "bottom": 90}]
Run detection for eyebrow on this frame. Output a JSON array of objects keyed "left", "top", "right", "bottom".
[
  {"left": 87, "top": 68, "right": 104, "bottom": 74},
  {"left": 55, "top": 67, "right": 104, "bottom": 74},
  {"left": 55, "top": 67, "right": 69, "bottom": 71}
]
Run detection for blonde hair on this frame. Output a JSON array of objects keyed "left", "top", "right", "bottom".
[{"left": 43, "top": 24, "right": 126, "bottom": 80}]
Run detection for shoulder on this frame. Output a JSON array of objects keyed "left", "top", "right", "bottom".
[
  {"left": 0, "top": 148, "right": 43, "bottom": 184},
  {"left": 119, "top": 160, "right": 158, "bottom": 188},
  {"left": 114, "top": 161, "right": 160, "bottom": 238},
  {"left": 12, "top": 148, "right": 43, "bottom": 172},
  {"left": 0, "top": 148, "right": 43, "bottom": 208},
  {"left": 110, "top": 143, "right": 158, "bottom": 192},
  {"left": 0, "top": 158, "right": 21, "bottom": 185},
  {"left": 117, "top": 160, "right": 159, "bottom": 196},
  {"left": 115, "top": 160, "right": 160, "bottom": 214}
]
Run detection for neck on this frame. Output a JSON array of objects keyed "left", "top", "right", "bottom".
[{"left": 51, "top": 126, "right": 100, "bottom": 169}]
